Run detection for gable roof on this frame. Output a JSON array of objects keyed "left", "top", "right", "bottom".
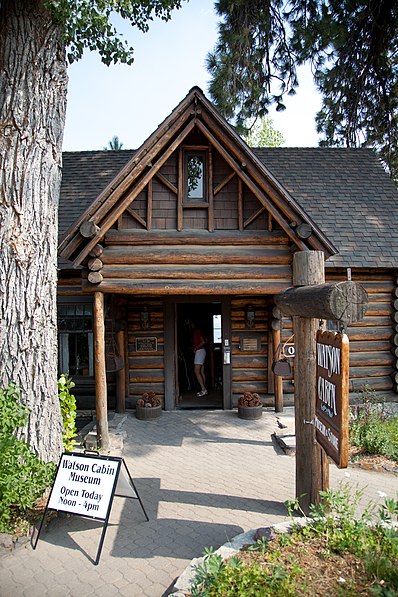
[
  {"left": 59, "top": 146, "right": 398, "bottom": 270},
  {"left": 59, "top": 87, "right": 335, "bottom": 267}
]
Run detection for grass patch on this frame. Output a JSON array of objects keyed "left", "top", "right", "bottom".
[{"left": 190, "top": 485, "right": 398, "bottom": 596}]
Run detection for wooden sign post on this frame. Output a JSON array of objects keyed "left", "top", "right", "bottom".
[{"left": 275, "top": 251, "right": 368, "bottom": 513}]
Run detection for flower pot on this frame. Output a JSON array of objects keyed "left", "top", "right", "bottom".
[
  {"left": 136, "top": 404, "right": 162, "bottom": 420},
  {"left": 238, "top": 404, "right": 263, "bottom": 420}
]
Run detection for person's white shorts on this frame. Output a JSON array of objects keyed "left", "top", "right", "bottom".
[{"left": 194, "top": 348, "right": 206, "bottom": 365}]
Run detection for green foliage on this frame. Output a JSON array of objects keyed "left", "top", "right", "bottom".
[
  {"left": 350, "top": 388, "right": 398, "bottom": 461},
  {"left": 104, "top": 135, "right": 124, "bottom": 150},
  {"left": 58, "top": 374, "right": 77, "bottom": 451},
  {"left": 242, "top": 116, "right": 285, "bottom": 148},
  {"left": 44, "top": 0, "right": 184, "bottom": 65},
  {"left": 0, "top": 385, "right": 56, "bottom": 534},
  {"left": 207, "top": 0, "right": 398, "bottom": 180},
  {"left": 191, "top": 485, "right": 398, "bottom": 595},
  {"left": 289, "top": 484, "right": 398, "bottom": 591}
]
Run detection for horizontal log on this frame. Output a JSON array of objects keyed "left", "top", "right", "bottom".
[
  {"left": 349, "top": 365, "right": 393, "bottom": 378},
  {"left": 349, "top": 351, "right": 393, "bottom": 367},
  {"left": 232, "top": 370, "right": 268, "bottom": 382},
  {"left": 87, "top": 258, "right": 103, "bottom": 272},
  {"left": 105, "top": 229, "right": 290, "bottom": 246},
  {"left": 350, "top": 377, "right": 394, "bottom": 392},
  {"left": 275, "top": 281, "right": 368, "bottom": 324},
  {"left": 350, "top": 340, "right": 392, "bottom": 352},
  {"left": 87, "top": 271, "right": 103, "bottom": 284},
  {"left": 272, "top": 306, "right": 282, "bottom": 319},
  {"left": 101, "top": 245, "right": 292, "bottom": 266},
  {"left": 325, "top": 277, "right": 394, "bottom": 294},
  {"left": 89, "top": 244, "right": 104, "bottom": 258},
  {"left": 80, "top": 220, "right": 100, "bottom": 238},
  {"left": 351, "top": 315, "right": 393, "bottom": 327},
  {"left": 82, "top": 278, "right": 291, "bottom": 295},
  {"left": 348, "top": 327, "right": 392, "bottom": 341},
  {"left": 98, "top": 264, "right": 291, "bottom": 281},
  {"left": 232, "top": 356, "right": 267, "bottom": 367}
]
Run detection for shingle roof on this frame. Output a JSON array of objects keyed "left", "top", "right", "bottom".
[
  {"left": 254, "top": 147, "right": 398, "bottom": 268},
  {"left": 59, "top": 147, "right": 398, "bottom": 269}
]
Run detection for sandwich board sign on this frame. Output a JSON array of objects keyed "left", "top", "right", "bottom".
[
  {"left": 32, "top": 451, "right": 148, "bottom": 565},
  {"left": 314, "top": 330, "right": 349, "bottom": 469}
]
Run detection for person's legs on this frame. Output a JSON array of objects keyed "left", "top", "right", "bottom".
[
  {"left": 194, "top": 363, "right": 206, "bottom": 392},
  {"left": 194, "top": 349, "right": 207, "bottom": 395}
]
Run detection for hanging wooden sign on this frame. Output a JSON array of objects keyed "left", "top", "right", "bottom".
[{"left": 315, "top": 330, "right": 349, "bottom": 468}]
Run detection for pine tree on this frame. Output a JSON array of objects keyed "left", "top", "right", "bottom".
[{"left": 207, "top": 0, "right": 398, "bottom": 180}]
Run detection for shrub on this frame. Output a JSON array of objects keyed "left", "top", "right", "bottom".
[
  {"left": 350, "top": 387, "right": 398, "bottom": 461},
  {"left": 0, "top": 384, "right": 56, "bottom": 534},
  {"left": 58, "top": 374, "right": 77, "bottom": 451}
]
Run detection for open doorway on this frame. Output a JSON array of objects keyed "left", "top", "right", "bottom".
[{"left": 177, "top": 302, "right": 223, "bottom": 409}]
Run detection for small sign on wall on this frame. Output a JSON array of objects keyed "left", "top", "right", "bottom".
[
  {"left": 315, "top": 330, "right": 349, "bottom": 468},
  {"left": 135, "top": 337, "right": 158, "bottom": 352}
]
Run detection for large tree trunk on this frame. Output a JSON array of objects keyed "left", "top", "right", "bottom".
[{"left": 0, "top": 0, "right": 67, "bottom": 461}]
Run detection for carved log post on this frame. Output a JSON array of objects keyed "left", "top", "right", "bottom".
[
  {"left": 293, "top": 251, "right": 329, "bottom": 512},
  {"left": 93, "top": 292, "right": 110, "bottom": 451},
  {"left": 115, "top": 329, "right": 126, "bottom": 414},
  {"left": 271, "top": 325, "right": 284, "bottom": 413}
]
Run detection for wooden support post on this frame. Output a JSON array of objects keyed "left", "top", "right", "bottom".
[
  {"left": 293, "top": 251, "right": 329, "bottom": 512},
  {"left": 93, "top": 292, "right": 110, "bottom": 451},
  {"left": 271, "top": 326, "right": 284, "bottom": 412},
  {"left": 115, "top": 329, "right": 126, "bottom": 414}
]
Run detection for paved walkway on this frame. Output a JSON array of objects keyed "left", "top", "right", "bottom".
[{"left": 1, "top": 409, "right": 397, "bottom": 597}]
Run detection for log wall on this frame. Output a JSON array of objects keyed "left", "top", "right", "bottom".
[
  {"left": 281, "top": 270, "right": 396, "bottom": 399},
  {"left": 125, "top": 297, "right": 165, "bottom": 407},
  {"left": 231, "top": 296, "right": 274, "bottom": 407}
]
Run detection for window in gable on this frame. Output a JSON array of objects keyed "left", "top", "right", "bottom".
[{"left": 185, "top": 151, "right": 207, "bottom": 202}]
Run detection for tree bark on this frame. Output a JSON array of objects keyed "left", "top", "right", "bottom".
[{"left": 0, "top": 0, "right": 67, "bottom": 461}]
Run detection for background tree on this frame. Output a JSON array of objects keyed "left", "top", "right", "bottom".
[
  {"left": 242, "top": 116, "right": 285, "bottom": 148},
  {"left": 207, "top": 0, "right": 398, "bottom": 180},
  {"left": 0, "top": 0, "right": 183, "bottom": 462},
  {"left": 104, "top": 136, "right": 124, "bottom": 151}
]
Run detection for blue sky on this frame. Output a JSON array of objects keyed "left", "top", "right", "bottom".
[{"left": 63, "top": 0, "right": 321, "bottom": 151}]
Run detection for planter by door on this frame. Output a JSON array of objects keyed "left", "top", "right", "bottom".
[
  {"left": 238, "top": 405, "right": 263, "bottom": 420},
  {"left": 136, "top": 404, "right": 162, "bottom": 420}
]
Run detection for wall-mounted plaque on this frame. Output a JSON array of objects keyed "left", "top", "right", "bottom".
[
  {"left": 240, "top": 336, "right": 261, "bottom": 352},
  {"left": 135, "top": 337, "right": 158, "bottom": 352}
]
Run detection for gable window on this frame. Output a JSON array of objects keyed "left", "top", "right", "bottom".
[
  {"left": 185, "top": 151, "right": 207, "bottom": 201},
  {"left": 58, "top": 301, "right": 94, "bottom": 377}
]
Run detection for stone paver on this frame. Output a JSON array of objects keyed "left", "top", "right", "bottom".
[{"left": 0, "top": 408, "right": 396, "bottom": 596}]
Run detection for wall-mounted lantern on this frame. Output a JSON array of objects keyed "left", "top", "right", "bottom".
[
  {"left": 140, "top": 306, "right": 150, "bottom": 329},
  {"left": 245, "top": 305, "right": 255, "bottom": 329}
]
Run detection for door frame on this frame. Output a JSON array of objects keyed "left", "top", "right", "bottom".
[{"left": 164, "top": 296, "right": 232, "bottom": 410}]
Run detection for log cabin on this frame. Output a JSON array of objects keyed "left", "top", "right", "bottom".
[{"left": 58, "top": 87, "right": 398, "bottom": 412}]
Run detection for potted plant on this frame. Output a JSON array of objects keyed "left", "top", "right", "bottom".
[
  {"left": 237, "top": 391, "right": 263, "bottom": 420},
  {"left": 135, "top": 391, "right": 162, "bottom": 420}
]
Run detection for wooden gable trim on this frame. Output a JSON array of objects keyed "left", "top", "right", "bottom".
[
  {"left": 59, "top": 101, "right": 196, "bottom": 260},
  {"left": 71, "top": 119, "right": 196, "bottom": 268},
  {"left": 198, "top": 110, "right": 335, "bottom": 256},
  {"left": 59, "top": 87, "right": 336, "bottom": 267},
  {"left": 195, "top": 118, "right": 308, "bottom": 252}
]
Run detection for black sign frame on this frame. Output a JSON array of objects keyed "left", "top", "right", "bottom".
[{"left": 31, "top": 451, "right": 148, "bottom": 565}]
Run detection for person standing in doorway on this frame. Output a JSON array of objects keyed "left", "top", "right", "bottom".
[{"left": 191, "top": 321, "right": 207, "bottom": 397}]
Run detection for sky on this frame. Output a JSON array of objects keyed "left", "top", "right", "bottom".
[{"left": 62, "top": 0, "right": 322, "bottom": 152}]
